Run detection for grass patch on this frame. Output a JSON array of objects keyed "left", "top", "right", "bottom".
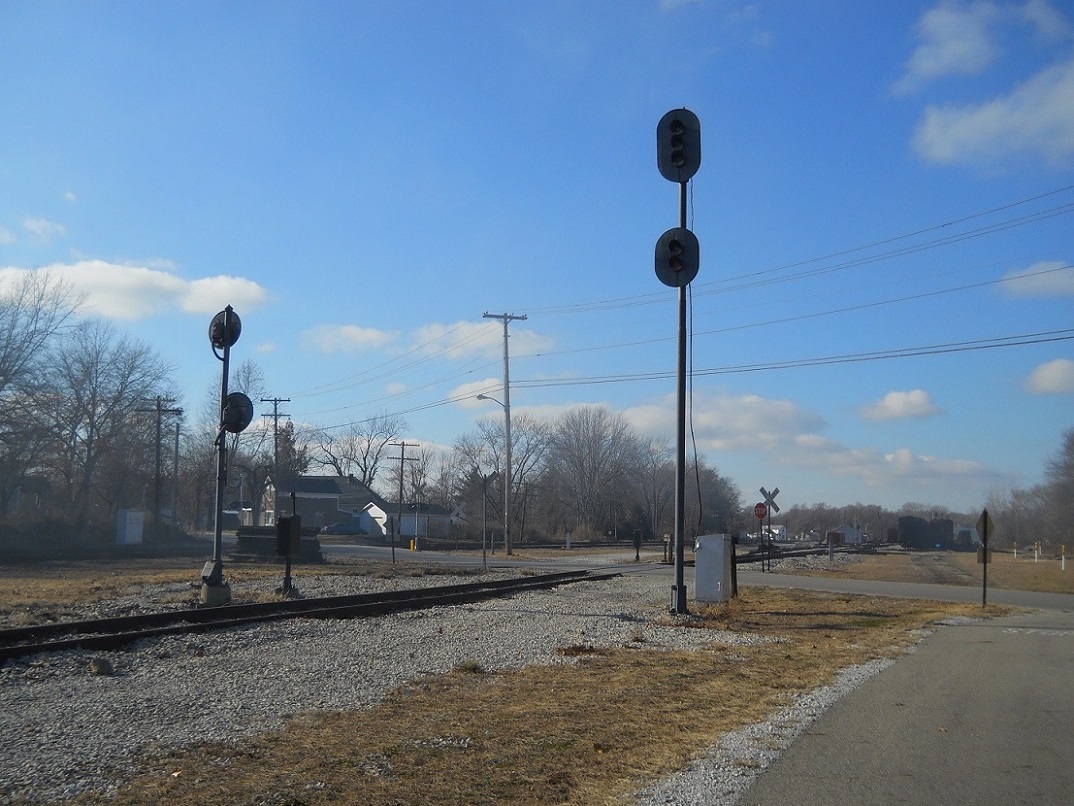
[
  {"left": 68, "top": 588, "right": 1002, "bottom": 806},
  {"left": 0, "top": 558, "right": 487, "bottom": 625},
  {"left": 791, "top": 550, "right": 1074, "bottom": 593}
]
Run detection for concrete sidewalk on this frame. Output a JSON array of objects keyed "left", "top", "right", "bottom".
[{"left": 737, "top": 606, "right": 1074, "bottom": 805}]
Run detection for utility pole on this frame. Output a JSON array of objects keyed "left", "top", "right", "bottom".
[
  {"left": 482, "top": 311, "right": 527, "bottom": 555},
  {"left": 390, "top": 441, "right": 419, "bottom": 561},
  {"left": 261, "top": 396, "right": 290, "bottom": 520},
  {"left": 136, "top": 397, "right": 182, "bottom": 543}
]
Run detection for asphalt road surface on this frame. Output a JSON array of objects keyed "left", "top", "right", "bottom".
[{"left": 736, "top": 597, "right": 1074, "bottom": 805}]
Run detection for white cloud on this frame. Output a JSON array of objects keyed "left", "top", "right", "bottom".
[
  {"left": 0, "top": 226, "right": 15, "bottom": 245},
  {"left": 412, "top": 320, "right": 553, "bottom": 360},
  {"left": 626, "top": 391, "right": 826, "bottom": 452},
  {"left": 659, "top": 0, "right": 702, "bottom": 11},
  {"left": 1025, "top": 358, "right": 1074, "bottom": 392},
  {"left": 861, "top": 389, "right": 942, "bottom": 421},
  {"left": 21, "top": 217, "right": 67, "bottom": 243},
  {"left": 896, "top": 0, "right": 1001, "bottom": 94},
  {"left": 385, "top": 382, "right": 407, "bottom": 395},
  {"left": 256, "top": 342, "right": 277, "bottom": 354},
  {"left": 1022, "top": 0, "right": 1074, "bottom": 41},
  {"left": 0, "top": 260, "right": 269, "bottom": 320},
  {"left": 623, "top": 388, "right": 1005, "bottom": 506},
  {"left": 182, "top": 275, "right": 269, "bottom": 313},
  {"left": 449, "top": 377, "right": 504, "bottom": 408},
  {"left": 1001, "top": 260, "right": 1074, "bottom": 296},
  {"left": 64, "top": 190, "right": 78, "bottom": 203},
  {"left": 300, "top": 324, "right": 398, "bottom": 353},
  {"left": 912, "top": 56, "right": 1074, "bottom": 166}
]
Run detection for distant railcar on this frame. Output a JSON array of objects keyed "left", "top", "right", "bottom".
[{"left": 897, "top": 516, "right": 930, "bottom": 550}]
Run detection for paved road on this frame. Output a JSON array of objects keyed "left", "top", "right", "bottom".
[{"left": 736, "top": 600, "right": 1074, "bottom": 805}]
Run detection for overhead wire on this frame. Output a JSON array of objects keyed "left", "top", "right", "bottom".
[
  {"left": 511, "top": 328, "right": 1074, "bottom": 390},
  {"left": 522, "top": 184, "right": 1074, "bottom": 316},
  {"left": 287, "top": 184, "right": 1074, "bottom": 435}
]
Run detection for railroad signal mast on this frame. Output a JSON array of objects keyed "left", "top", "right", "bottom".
[{"left": 655, "top": 108, "right": 702, "bottom": 615}]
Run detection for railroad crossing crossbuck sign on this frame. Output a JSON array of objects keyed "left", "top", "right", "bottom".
[{"left": 760, "top": 487, "right": 780, "bottom": 514}]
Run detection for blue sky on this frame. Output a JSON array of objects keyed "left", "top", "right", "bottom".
[{"left": 2, "top": 0, "right": 1072, "bottom": 512}]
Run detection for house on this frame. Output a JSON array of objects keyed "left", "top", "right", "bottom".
[
  {"left": 262, "top": 475, "right": 391, "bottom": 535},
  {"left": 393, "top": 502, "right": 454, "bottom": 540},
  {"left": 261, "top": 475, "right": 454, "bottom": 542},
  {"left": 827, "top": 523, "right": 868, "bottom": 545}
]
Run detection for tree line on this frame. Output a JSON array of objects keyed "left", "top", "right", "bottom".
[{"left": 2, "top": 272, "right": 1069, "bottom": 551}]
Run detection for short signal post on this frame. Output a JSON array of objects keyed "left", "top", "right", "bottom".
[{"left": 202, "top": 306, "right": 254, "bottom": 606}]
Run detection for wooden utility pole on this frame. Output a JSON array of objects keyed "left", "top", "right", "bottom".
[
  {"left": 261, "top": 396, "right": 290, "bottom": 519},
  {"left": 390, "top": 441, "right": 419, "bottom": 561},
  {"left": 482, "top": 311, "right": 526, "bottom": 555}
]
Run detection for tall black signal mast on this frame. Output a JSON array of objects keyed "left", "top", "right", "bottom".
[{"left": 655, "top": 108, "right": 701, "bottom": 615}]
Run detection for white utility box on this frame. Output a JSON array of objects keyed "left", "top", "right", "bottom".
[
  {"left": 694, "top": 533, "right": 732, "bottom": 603},
  {"left": 116, "top": 509, "right": 144, "bottom": 545}
]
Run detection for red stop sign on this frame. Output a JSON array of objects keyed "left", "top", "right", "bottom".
[{"left": 754, "top": 502, "right": 768, "bottom": 520}]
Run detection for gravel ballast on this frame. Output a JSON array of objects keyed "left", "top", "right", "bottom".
[{"left": 0, "top": 570, "right": 893, "bottom": 805}]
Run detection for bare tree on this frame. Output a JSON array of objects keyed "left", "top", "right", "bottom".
[
  {"left": 547, "top": 405, "right": 637, "bottom": 537},
  {"left": 316, "top": 411, "right": 406, "bottom": 488},
  {"left": 988, "top": 485, "right": 1048, "bottom": 550},
  {"left": 43, "top": 319, "right": 173, "bottom": 528},
  {"left": 685, "top": 459, "right": 743, "bottom": 538},
  {"left": 0, "top": 271, "right": 79, "bottom": 395},
  {"left": 0, "top": 272, "right": 79, "bottom": 512},
  {"left": 632, "top": 437, "right": 675, "bottom": 540},
  {"left": 1044, "top": 427, "right": 1074, "bottom": 550}
]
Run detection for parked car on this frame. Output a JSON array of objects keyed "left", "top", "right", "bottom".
[{"left": 320, "top": 522, "right": 366, "bottom": 536}]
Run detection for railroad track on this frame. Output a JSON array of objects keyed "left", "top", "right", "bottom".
[{"left": 0, "top": 570, "right": 617, "bottom": 664}]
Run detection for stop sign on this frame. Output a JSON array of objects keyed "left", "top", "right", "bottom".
[{"left": 754, "top": 502, "right": 768, "bottom": 520}]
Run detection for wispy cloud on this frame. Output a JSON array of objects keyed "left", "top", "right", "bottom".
[
  {"left": 626, "top": 389, "right": 1000, "bottom": 504},
  {"left": 1001, "top": 260, "right": 1074, "bottom": 296},
  {"left": 300, "top": 324, "right": 398, "bottom": 353},
  {"left": 912, "top": 57, "right": 1074, "bottom": 166},
  {"left": 627, "top": 391, "right": 826, "bottom": 452},
  {"left": 1025, "top": 357, "right": 1074, "bottom": 393},
  {"left": 412, "top": 320, "right": 553, "bottom": 360},
  {"left": 861, "top": 389, "right": 942, "bottom": 421},
  {"left": 895, "top": 0, "right": 1001, "bottom": 94},
  {"left": 659, "top": 0, "right": 703, "bottom": 11},
  {"left": 22, "top": 217, "right": 67, "bottom": 244},
  {"left": 896, "top": 0, "right": 1074, "bottom": 94},
  {"left": 449, "top": 377, "right": 504, "bottom": 408}
]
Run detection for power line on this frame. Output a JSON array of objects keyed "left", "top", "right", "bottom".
[
  {"left": 512, "top": 329, "right": 1074, "bottom": 390},
  {"left": 524, "top": 262, "right": 1074, "bottom": 361},
  {"left": 314, "top": 328, "right": 1073, "bottom": 430}
]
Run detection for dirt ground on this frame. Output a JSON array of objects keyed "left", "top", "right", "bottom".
[{"left": 0, "top": 553, "right": 1021, "bottom": 805}]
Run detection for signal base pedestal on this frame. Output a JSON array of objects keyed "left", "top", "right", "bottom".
[{"left": 200, "top": 582, "right": 232, "bottom": 606}]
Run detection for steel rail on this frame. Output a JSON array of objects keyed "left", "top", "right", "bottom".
[{"left": 0, "top": 570, "right": 616, "bottom": 664}]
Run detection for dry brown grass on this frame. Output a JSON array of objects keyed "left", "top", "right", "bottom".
[
  {"left": 66, "top": 588, "right": 1000, "bottom": 806},
  {"left": 790, "top": 550, "right": 1074, "bottom": 594},
  {"left": 0, "top": 558, "right": 480, "bottom": 624}
]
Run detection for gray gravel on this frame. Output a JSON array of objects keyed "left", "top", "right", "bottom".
[{"left": 0, "top": 570, "right": 893, "bottom": 805}]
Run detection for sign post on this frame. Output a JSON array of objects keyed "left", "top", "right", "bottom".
[
  {"left": 760, "top": 487, "right": 780, "bottom": 572},
  {"left": 977, "top": 508, "right": 993, "bottom": 606},
  {"left": 754, "top": 502, "right": 768, "bottom": 571}
]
